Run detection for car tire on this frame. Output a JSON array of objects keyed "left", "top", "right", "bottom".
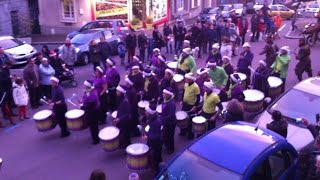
[
  {"left": 306, "top": 35, "right": 316, "bottom": 46},
  {"left": 80, "top": 53, "right": 90, "bottom": 65}
]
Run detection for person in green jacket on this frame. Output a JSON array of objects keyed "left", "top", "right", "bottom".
[
  {"left": 271, "top": 46, "right": 291, "bottom": 93},
  {"left": 176, "top": 48, "right": 196, "bottom": 75},
  {"left": 207, "top": 62, "right": 228, "bottom": 89}
]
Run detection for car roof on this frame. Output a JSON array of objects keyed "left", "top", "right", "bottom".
[
  {"left": 293, "top": 77, "right": 320, "bottom": 96},
  {"left": 78, "top": 29, "right": 104, "bottom": 34},
  {"left": 0, "top": 36, "right": 14, "bottom": 41},
  {"left": 188, "top": 122, "right": 283, "bottom": 175}
]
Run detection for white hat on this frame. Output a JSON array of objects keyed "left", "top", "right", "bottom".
[
  {"left": 145, "top": 105, "right": 156, "bottom": 114},
  {"left": 212, "top": 43, "right": 220, "bottom": 49},
  {"left": 106, "top": 59, "right": 114, "bottom": 66},
  {"left": 125, "top": 77, "right": 134, "bottom": 86},
  {"left": 280, "top": 46, "right": 290, "bottom": 52},
  {"left": 242, "top": 42, "right": 251, "bottom": 48},
  {"left": 50, "top": 77, "right": 59, "bottom": 83},
  {"left": 84, "top": 80, "right": 93, "bottom": 88},
  {"left": 184, "top": 73, "right": 196, "bottom": 81},
  {"left": 182, "top": 48, "right": 191, "bottom": 55},
  {"left": 158, "top": 55, "right": 166, "bottom": 63},
  {"left": 132, "top": 65, "right": 140, "bottom": 70},
  {"left": 230, "top": 73, "right": 241, "bottom": 83},
  {"left": 259, "top": 60, "right": 267, "bottom": 67},
  {"left": 116, "top": 85, "right": 126, "bottom": 94},
  {"left": 163, "top": 89, "right": 174, "bottom": 96},
  {"left": 222, "top": 56, "right": 231, "bottom": 61},
  {"left": 143, "top": 69, "right": 152, "bottom": 77},
  {"left": 197, "top": 68, "right": 208, "bottom": 76},
  {"left": 153, "top": 48, "right": 160, "bottom": 52},
  {"left": 207, "top": 62, "right": 217, "bottom": 67},
  {"left": 183, "top": 40, "right": 190, "bottom": 44},
  {"left": 96, "top": 66, "right": 104, "bottom": 73},
  {"left": 133, "top": 56, "right": 140, "bottom": 61},
  {"left": 41, "top": 58, "right": 48, "bottom": 61},
  {"left": 165, "top": 69, "right": 175, "bottom": 76}
]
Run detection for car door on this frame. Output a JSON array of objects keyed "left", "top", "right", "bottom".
[
  {"left": 270, "top": 5, "right": 278, "bottom": 17},
  {"left": 103, "top": 30, "right": 118, "bottom": 54},
  {"left": 278, "top": 5, "right": 290, "bottom": 18}
]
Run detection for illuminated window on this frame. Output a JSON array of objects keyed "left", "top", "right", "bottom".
[
  {"left": 61, "top": 0, "right": 75, "bottom": 22},
  {"left": 178, "top": 0, "right": 184, "bottom": 11}
]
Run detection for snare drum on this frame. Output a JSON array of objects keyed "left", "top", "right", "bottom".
[
  {"left": 167, "top": 61, "right": 178, "bottom": 70},
  {"left": 243, "top": 89, "right": 265, "bottom": 113},
  {"left": 99, "top": 126, "right": 120, "bottom": 152},
  {"left": 173, "top": 74, "right": 184, "bottom": 90},
  {"left": 138, "top": 100, "right": 149, "bottom": 115},
  {"left": 192, "top": 116, "right": 207, "bottom": 134},
  {"left": 175, "top": 111, "right": 188, "bottom": 129},
  {"left": 156, "top": 104, "right": 162, "bottom": 115},
  {"left": 126, "top": 143, "right": 149, "bottom": 170},
  {"left": 268, "top": 76, "right": 283, "bottom": 98},
  {"left": 65, "top": 109, "right": 86, "bottom": 131},
  {"left": 236, "top": 72, "right": 247, "bottom": 89},
  {"left": 33, "top": 110, "right": 56, "bottom": 132}
]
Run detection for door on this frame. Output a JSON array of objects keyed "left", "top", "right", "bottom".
[
  {"left": 28, "top": 0, "right": 41, "bottom": 34},
  {"left": 10, "top": 11, "right": 20, "bottom": 36}
]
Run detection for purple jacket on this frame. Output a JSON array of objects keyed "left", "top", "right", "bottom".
[
  {"left": 82, "top": 89, "right": 100, "bottom": 110},
  {"left": 93, "top": 76, "right": 106, "bottom": 95},
  {"left": 105, "top": 68, "right": 120, "bottom": 89},
  {"left": 160, "top": 98, "right": 176, "bottom": 126}
]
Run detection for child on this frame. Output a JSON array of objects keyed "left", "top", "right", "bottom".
[
  {"left": 12, "top": 77, "right": 29, "bottom": 120},
  {"left": 117, "top": 43, "right": 126, "bottom": 65}
]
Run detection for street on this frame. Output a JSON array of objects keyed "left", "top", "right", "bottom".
[{"left": 1, "top": 19, "right": 320, "bottom": 180}]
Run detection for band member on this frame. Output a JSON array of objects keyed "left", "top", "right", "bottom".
[
  {"left": 160, "top": 88, "right": 176, "bottom": 154},
  {"left": 105, "top": 59, "right": 120, "bottom": 112},
  {"left": 236, "top": 42, "right": 253, "bottom": 88},
  {"left": 271, "top": 46, "right": 291, "bottom": 93},
  {"left": 80, "top": 80, "right": 100, "bottom": 144},
  {"left": 181, "top": 73, "right": 200, "bottom": 139},
  {"left": 295, "top": 38, "right": 312, "bottom": 82},
  {"left": 159, "top": 69, "right": 179, "bottom": 102},
  {"left": 141, "top": 69, "right": 159, "bottom": 106},
  {"left": 252, "top": 60, "right": 271, "bottom": 96},
  {"left": 93, "top": 66, "right": 107, "bottom": 124},
  {"left": 206, "top": 43, "right": 222, "bottom": 66},
  {"left": 207, "top": 62, "right": 228, "bottom": 89},
  {"left": 152, "top": 55, "right": 167, "bottom": 80},
  {"left": 127, "top": 55, "right": 144, "bottom": 72},
  {"left": 124, "top": 77, "right": 140, "bottom": 136},
  {"left": 196, "top": 68, "right": 210, "bottom": 96},
  {"left": 128, "top": 65, "right": 144, "bottom": 93},
  {"left": 142, "top": 104, "right": 163, "bottom": 172},
  {"left": 49, "top": 77, "right": 70, "bottom": 137},
  {"left": 176, "top": 48, "right": 196, "bottom": 75},
  {"left": 114, "top": 85, "right": 132, "bottom": 148},
  {"left": 199, "top": 81, "right": 223, "bottom": 131},
  {"left": 227, "top": 74, "right": 245, "bottom": 102}
]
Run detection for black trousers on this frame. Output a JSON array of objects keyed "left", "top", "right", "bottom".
[
  {"left": 139, "top": 48, "right": 146, "bottom": 62},
  {"left": 40, "top": 85, "right": 52, "bottom": 99},
  {"left": 99, "top": 94, "right": 107, "bottom": 123},
  {"left": 181, "top": 102, "right": 195, "bottom": 138},
  {"left": 163, "top": 123, "right": 176, "bottom": 151},
  {"left": 201, "top": 111, "right": 216, "bottom": 131},
  {"left": 92, "top": 62, "right": 100, "bottom": 72},
  {"left": 119, "top": 126, "right": 132, "bottom": 148},
  {"left": 53, "top": 104, "right": 69, "bottom": 136},
  {"left": 29, "top": 86, "right": 40, "bottom": 107},
  {"left": 148, "top": 138, "right": 163, "bottom": 171},
  {"left": 86, "top": 109, "right": 100, "bottom": 143},
  {"left": 107, "top": 89, "right": 117, "bottom": 112}
]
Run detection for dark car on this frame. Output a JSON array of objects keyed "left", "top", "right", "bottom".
[
  {"left": 60, "top": 29, "right": 124, "bottom": 65},
  {"left": 218, "top": 4, "right": 234, "bottom": 19},
  {"left": 198, "top": 7, "right": 221, "bottom": 22},
  {"left": 67, "top": 19, "right": 129, "bottom": 40}
]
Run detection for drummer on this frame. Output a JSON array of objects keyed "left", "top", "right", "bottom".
[
  {"left": 114, "top": 85, "right": 132, "bottom": 148},
  {"left": 93, "top": 66, "right": 107, "bottom": 124},
  {"left": 159, "top": 88, "right": 176, "bottom": 154},
  {"left": 124, "top": 77, "right": 140, "bottom": 136},
  {"left": 207, "top": 62, "right": 228, "bottom": 90},
  {"left": 49, "top": 77, "right": 70, "bottom": 137},
  {"left": 105, "top": 59, "right": 120, "bottom": 113},
  {"left": 159, "top": 69, "right": 178, "bottom": 102},
  {"left": 196, "top": 68, "right": 210, "bottom": 96},
  {"left": 181, "top": 73, "right": 200, "bottom": 139},
  {"left": 142, "top": 104, "right": 163, "bottom": 172},
  {"left": 149, "top": 48, "right": 161, "bottom": 67},
  {"left": 153, "top": 55, "right": 167, "bottom": 80},
  {"left": 80, "top": 80, "right": 100, "bottom": 144},
  {"left": 141, "top": 69, "right": 159, "bottom": 106},
  {"left": 127, "top": 55, "right": 144, "bottom": 72},
  {"left": 206, "top": 43, "right": 222, "bottom": 66},
  {"left": 227, "top": 73, "right": 245, "bottom": 102},
  {"left": 199, "top": 81, "right": 223, "bottom": 131},
  {"left": 252, "top": 60, "right": 271, "bottom": 96},
  {"left": 176, "top": 48, "right": 196, "bottom": 75},
  {"left": 128, "top": 65, "right": 144, "bottom": 93}
]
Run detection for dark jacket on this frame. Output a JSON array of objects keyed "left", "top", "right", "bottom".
[
  {"left": 266, "top": 119, "right": 288, "bottom": 138},
  {"left": 23, "top": 64, "right": 40, "bottom": 88},
  {"left": 163, "top": 26, "right": 172, "bottom": 36},
  {"left": 206, "top": 52, "right": 222, "bottom": 65},
  {"left": 129, "top": 72, "right": 144, "bottom": 92},
  {"left": 223, "top": 63, "right": 234, "bottom": 76},
  {"left": 143, "top": 76, "right": 159, "bottom": 101},
  {"left": 250, "top": 15, "right": 259, "bottom": 32},
  {"left": 105, "top": 68, "right": 120, "bottom": 89},
  {"left": 237, "top": 51, "right": 254, "bottom": 71},
  {"left": 224, "top": 112, "right": 244, "bottom": 123},
  {"left": 173, "top": 25, "right": 187, "bottom": 41},
  {"left": 116, "top": 97, "right": 131, "bottom": 129},
  {"left": 98, "top": 41, "right": 112, "bottom": 61},
  {"left": 0, "top": 53, "right": 10, "bottom": 68},
  {"left": 159, "top": 78, "right": 179, "bottom": 101},
  {"left": 252, "top": 66, "right": 271, "bottom": 95},
  {"left": 89, "top": 45, "right": 101, "bottom": 64},
  {"left": 0, "top": 67, "right": 11, "bottom": 93},
  {"left": 147, "top": 114, "right": 162, "bottom": 141},
  {"left": 153, "top": 30, "right": 163, "bottom": 48},
  {"left": 160, "top": 98, "right": 176, "bottom": 126},
  {"left": 125, "top": 34, "right": 137, "bottom": 49},
  {"left": 138, "top": 34, "right": 148, "bottom": 49},
  {"left": 259, "top": 43, "right": 279, "bottom": 67},
  {"left": 207, "top": 28, "right": 218, "bottom": 42}
]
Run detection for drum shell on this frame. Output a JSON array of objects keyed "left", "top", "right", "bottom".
[
  {"left": 66, "top": 111, "right": 86, "bottom": 131},
  {"left": 192, "top": 121, "right": 207, "bottom": 134},
  {"left": 126, "top": 150, "right": 149, "bottom": 170},
  {"left": 176, "top": 118, "right": 188, "bottom": 129},
  {"left": 34, "top": 111, "right": 56, "bottom": 132},
  {"left": 243, "top": 100, "right": 264, "bottom": 113},
  {"left": 101, "top": 136, "right": 120, "bottom": 152},
  {"left": 268, "top": 86, "right": 282, "bottom": 99}
]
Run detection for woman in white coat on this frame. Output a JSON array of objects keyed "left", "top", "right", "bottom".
[
  {"left": 13, "top": 77, "right": 29, "bottom": 120},
  {"left": 220, "top": 36, "right": 233, "bottom": 58}
]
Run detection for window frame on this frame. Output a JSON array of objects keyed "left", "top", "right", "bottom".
[
  {"left": 60, "top": 0, "right": 76, "bottom": 23},
  {"left": 178, "top": 0, "right": 184, "bottom": 11}
]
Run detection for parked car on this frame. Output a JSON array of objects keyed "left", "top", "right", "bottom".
[
  {"left": 254, "top": 0, "right": 274, "bottom": 12},
  {"left": 255, "top": 77, "right": 320, "bottom": 151},
  {"left": 218, "top": 4, "right": 234, "bottom": 19},
  {"left": 269, "top": 4, "right": 295, "bottom": 19},
  {"left": 156, "top": 121, "right": 299, "bottom": 180},
  {"left": 0, "top": 36, "right": 37, "bottom": 66},
  {"left": 60, "top": 29, "right": 124, "bottom": 65},
  {"left": 297, "top": 3, "right": 320, "bottom": 17},
  {"left": 67, "top": 19, "right": 129, "bottom": 40},
  {"left": 198, "top": 7, "right": 221, "bottom": 22},
  {"left": 246, "top": 2, "right": 256, "bottom": 14},
  {"left": 233, "top": 3, "right": 245, "bottom": 17}
]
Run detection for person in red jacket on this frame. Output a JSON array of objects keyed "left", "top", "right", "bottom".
[{"left": 237, "top": 14, "right": 249, "bottom": 45}]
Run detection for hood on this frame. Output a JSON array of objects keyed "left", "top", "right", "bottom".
[
  {"left": 67, "top": 31, "right": 79, "bottom": 39},
  {"left": 235, "top": 9, "right": 243, "bottom": 14},
  {"left": 5, "top": 43, "right": 35, "bottom": 56}
]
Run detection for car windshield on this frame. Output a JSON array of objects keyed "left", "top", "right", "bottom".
[
  {"left": 0, "top": 38, "right": 24, "bottom": 49},
  {"left": 255, "top": 0, "right": 272, "bottom": 5},
  {"left": 201, "top": 8, "right": 218, "bottom": 14},
  {"left": 223, "top": 6, "right": 230, "bottom": 11},
  {"left": 116, "top": 20, "right": 126, "bottom": 27},
  {"left": 309, "top": 4, "right": 319, "bottom": 8},
  {"left": 157, "top": 150, "right": 241, "bottom": 180},
  {"left": 268, "top": 89, "right": 320, "bottom": 124},
  {"left": 71, "top": 33, "right": 93, "bottom": 45},
  {"left": 234, "top": 4, "right": 243, "bottom": 9}
]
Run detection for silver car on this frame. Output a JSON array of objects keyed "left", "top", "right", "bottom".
[{"left": 0, "top": 36, "right": 37, "bottom": 66}]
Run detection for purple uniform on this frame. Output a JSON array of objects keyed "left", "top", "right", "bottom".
[
  {"left": 105, "top": 67, "right": 120, "bottom": 89},
  {"left": 93, "top": 76, "right": 107, "bottom": 95}
]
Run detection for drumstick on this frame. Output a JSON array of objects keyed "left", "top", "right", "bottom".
[
  {"left": 0, "top": 92, "right": 6, "bottom": 104},
  {"left": 248, "top": 66, "right": 255, "bottom": 73},
  {"left": 40, "top": 98, "right": 50, "bottom": 105},
  {"left": 67, "top": 99, "right": 78, "bottom": 108}
]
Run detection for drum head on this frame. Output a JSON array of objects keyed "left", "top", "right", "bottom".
[
  {"left": 236, "top": 72, "right": 247, "bottom": 81},
  {"left": 173, "top": 74, "right": 184, "bottom": 83},
  {"left": 243, "top": 89, "right": 265, "bottom": 102},
  {"left": 138, "top": 101, "right": 149, "bottom": 108},
  {"left": 175, "top": 111, "right": 188, "bottom": 120},
  {"left": 156, "top": 105, "right": 162, "bottom": 114},
  {"left": 99, "top": 126, "right": 120, "bottom": 140},
  {"left": 268, "top": 76, "right": 282, "bottom": 88},
  {"left": 65, "top": 109, "right": 85, "bottom": 119},
  {"left": 33, "top": 110, "right": 53, "bottom": 120},
  {"left": 192, "top": 116, "right": 206, "bottom": 124},
  {"left": 126, "top": 143, "right": 149, "bottom": 155},
  {"left": 111, "top": 111, "right": 118, "bottom": 118},
  {"left": 167, "top": 61, "right": 178, "bottom": 69}
]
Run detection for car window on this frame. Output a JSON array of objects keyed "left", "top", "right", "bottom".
[
  {"left": 80, "top": 22, "right": 95, "bottom": 31},
  {"left": 104, "top": 31, "right": 113, "bottom": 39},
  {"left": 116, "top": 21, "right": 125, "bottom": 27},
  {"left": 92, "top": 32, "right": 103, "bottom": 41},
  {"left": 250, "top": 159, "right": 272, "bottom": 180},
  {"left": 268, "top": 150, "right": 292, "bottom": 179},
  {"left": 270, "top": 6, "right": 278, "bottom": 11},
  {"left": 279, "top": 6, "right": 289, "bottom": 11},
  {"left": 0, "top": 38, "right": 24, "bottom": 49}
]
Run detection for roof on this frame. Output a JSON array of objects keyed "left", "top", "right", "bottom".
[
  {"left": 189, "top": 122, "right": 281, "bottom": 174},
  {"left": 0, "top": 36, "right": 14, "bottom": 41},
  {"left": 79, "top": 29, "right": 103, "bottom": 34},
  {"left": 294, "top": 77, "right": 320, "bottom": 96}
]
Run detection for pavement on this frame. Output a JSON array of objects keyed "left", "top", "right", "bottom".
[
  {"left": 284, "top": 17, "right": 316, "bottom": 39},
  {"left": 1, "top": 19, "right": 320, "bottom": 180}
]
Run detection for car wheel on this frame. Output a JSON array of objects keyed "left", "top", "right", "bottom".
[
  {"left": 80, "top": 53, "right": 90, "bottom": 65},
  {"left": 306, "top": 35, "right": 316, "bottom": 46}
]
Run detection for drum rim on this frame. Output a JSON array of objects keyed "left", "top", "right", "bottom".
[
  {"left": 156, "top": 105, "right": 162, "bottom": 113},
  {"left": 65, "top": 109, "right": 85, "bottom": 119},
  {"left": 236, "top": 72, "right": 247, "bottom": 80},
  {"left": 175, "top": 111, "right": 188, "bottom": 119},
  {"left": 138, "top": 100, "right": 149, "bottom": 107},
  {"left": 192, "top": 116, "right": 206, "bottom": 123},
  {"left": 243, "top": 89, "right": 265, "bottom": 101},
  {"left": 33, "top": 110, "right": 53, "bottom": 120},
  {"left": 98, "top": 126, "right": 120, "bottom": 140},
  {"left": 268, "top": 76, "right": 283, "bottom": 87},
  {"left": 126, "top": 143, "right": 149, "bottom": 155}
]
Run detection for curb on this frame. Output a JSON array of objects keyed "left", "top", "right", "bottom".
[{"left": 284, "top": 29, "right": 304, "bottom": 39}]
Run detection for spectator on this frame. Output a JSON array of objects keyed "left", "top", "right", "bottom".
[
  {"left": 271, "top": 46, "right": 291, "bottom": 93},
  {"left": 34, "top": 52, "right": 44, "bottom": 66},
  {"left": 220, "top": 36, "right": 232, "bottom": 58},
  {"left": 207, "top": 24, "right": 218, "bottom": 52},
  {"left": 237, "top": 14, "right": 249, "bottom": 45},
  {"left": 229, "top": 23, "right": 240, "bottom": 56},
  {"left": 89, "top": 40, "right": 102, "bottom": 72},
  {"left": 12, "top": 77, "right": 29, "bottom": 120},
  {"left": 117, "top": 43, "right": 126, "bottom": 65},
  {"left": 237, "top": 42, "right": 254, "bottom": 88},
  {"left": 173, "top": 20, "right": 187, "bottom": 55},
  {"left": 125, "top": 29, "right": 137, "bottom": 63},
  {"left": 23, "top": 58, "right": 40, "bottom": 108},
  {"left": 153, "top": 25, "right": 164, "bottom": 50},
  {"left": 0, "top": 46, "right": 11, "bottom": 68},
  {"left": 163, "top": 22, "right": 172, "bottom": 53},
  {"left": 257, "top": 10, "right": 265, "bottom": 42},
  {"left": 266, "top": 110, "right": 288, "bottom": 138},
  {"left": 224, "top": 99, "right": 244, "bottom": 123},
  {"left": 250, "top": 14, "right": 259, "bottom": 42},
  {"left": 184, "top": 29, "right": 194, "bottom": 49},
  {"left": 39, "top": 58, "right": 55, "bottom": 99},
  {"left": 41, "top": 44, "right": 50, "bottom": 58},
  {"left": 98, "top": 36, "right": 112, "bottom": 68},
  {"left": 291, "top": 11, "right": 298, "bottom": 31},
  {"left": 89, "top": 169, "right": 106, "bottom": 180},
  {"left": 60, "top": 38, "right": 77, "bottom": 68},
  {"left": 273, "top": 13, "right": 282, "bottom": 39},
  {"left": 49, "top": 50, "right": 63, "bottom": 77},
  {"left": 138, "top": 29, "right": 148, "bottom": 62}
]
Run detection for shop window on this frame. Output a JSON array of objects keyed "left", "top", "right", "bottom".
[
  {"left": 178, "top": 0, "right": 184, "bottom": 11},
  {"left": 192, "top": 0, "right": 200, "bottom": 8},
  {"left": 61, "top": 0, "right": 76, "bottom": 22}
]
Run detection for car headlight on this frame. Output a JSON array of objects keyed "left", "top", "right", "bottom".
[{"left": 75, "top": 47, "right": 80, "bottom": 53}]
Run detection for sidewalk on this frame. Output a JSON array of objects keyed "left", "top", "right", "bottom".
[
  {"left": 284, "top": 19, "right": 309, "bottom": 39},
  {"left": 31, "top": 17, "right": 198, "bottom": 45}
]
